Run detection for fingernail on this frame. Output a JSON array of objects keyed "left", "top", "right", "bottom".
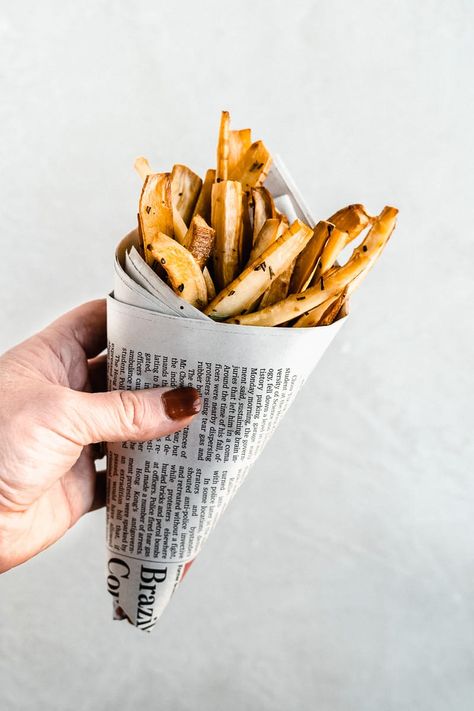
[{"left": 162, "top": 387, "right": 202, "bottom": 420}]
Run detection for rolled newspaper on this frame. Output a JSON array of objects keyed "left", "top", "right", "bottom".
[{"left": 106, "top": 160, "right": 346, "bottom": 631}]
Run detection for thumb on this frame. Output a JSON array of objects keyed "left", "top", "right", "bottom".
[{"left": 67, "top": 386, "right": 201, "bottom": 444}]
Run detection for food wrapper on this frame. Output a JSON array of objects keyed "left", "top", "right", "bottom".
[{"left": 106, "top": 158, "right": 346, "bottom": 631}]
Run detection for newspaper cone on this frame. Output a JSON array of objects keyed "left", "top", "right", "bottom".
[
  {"left": 106, "top": 160, "right": 346, "bottom": 631},
  {"left": 106, "top": 233, "right": 345, "bottom": 631}
]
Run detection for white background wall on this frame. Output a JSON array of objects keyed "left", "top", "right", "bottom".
[{"left": 0, "top": 1, "right": 473, "bottom": 709}]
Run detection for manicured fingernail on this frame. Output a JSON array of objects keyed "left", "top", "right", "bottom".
[{"left": 162, "top": 387, "right": 202, "bottom": 420}]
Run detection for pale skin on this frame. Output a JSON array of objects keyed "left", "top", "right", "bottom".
[{"left": 0, "top": 300, "right": 201, "bottom": 574}]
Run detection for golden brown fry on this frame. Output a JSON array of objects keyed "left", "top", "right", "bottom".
[
  {"left": 211, "top": 180, "right": 243, "bottom": 290},
  {"left": 184, "top": 214, "right": 215, "bottom": 270},
  {"left": 289, "top": 221, "right": 334, "bottom": 294},
  {"left": 246, "top": 217, "right": 286, "bottom": 314},
  {"left": 345, "top": 206, "right": 398, "bottom": 293},
  {"left": 134, "top": 156, "right": 153, "bottom": 181},
  {"left": 229, "top": 140, "right": 272, "bottom": 192},
  {"left": 248, "top": 217, "right": 285, "bottom": 264},
  {"left": 203, "top": 266, "right": 216, "bottom": 301},
  {"left": 228, "top": 129, "right": 252, "bottom": 174},
  {"left": 139, "top": 173, "right": 174, "bottom": 266},
  {"left": 240, "top": 192, "right": 253, "bottom": 266},
  {"left": 170, "top": 164, "right": 202, "bottom": 225},
  {"left": 228, "top": 252, "right": 368, "bottom": 327},
  {"left": 192, "top": 168, "right": 216, "bottom": 224},
  {"left": 294, "top": 288, "right": 348, "bottom": 328},
  {"left": 293, "top": 294, "right": 339, "bottom": 328},
  {"left": 148, "top": 232, "right": 208, "bottom": 309},
  {"left": 329, "top": 204, "right": 373, "bottom": 245},
  {"left": 216, "top": 110, "right": 230, "bottom": 182},
  {"left": 359, "top": 206, "right": 397, "bottom": 253},
  {"left": 205, "top": 220, "right": 313, "bottom": 320},
  {"left": 173, "top": 209, "right": 188, "bottom": 246},
  {"left": 317, "top": 226, "right": 348, "bottom": 275},
  {"left": 259, "top": 260, "right": 295, "bottom": 309},
  {"left": 230, "top": 207, "right": 398, "bottom": 326},
  {"left": 252, "top": 186, "right": 276, "bottom": 244}
]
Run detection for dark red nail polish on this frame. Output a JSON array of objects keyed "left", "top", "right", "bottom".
[{"left": 162, "top": 387, "right": 202, "bottom": 420}]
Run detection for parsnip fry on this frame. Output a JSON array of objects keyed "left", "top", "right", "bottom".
[
  {"left": 211, "top": 180, "right": 243, "bottom": 290},
  {"left": 248, "top": 217, "right": 285, "bottom": 264},
  {"left": 173, "top": 209, "right": 188, "bottom": 246},
  {"left": 216, "top": 110, "right": 230, "bottom": 182},
  {"left": 205, "top": 220, "right": 313, "bottom": 320},
  {"left": 229, "top": 140, "right": 272, "bottom": 192},
  {"left": 252, "top": 186, "right": 276, "bottom": 243},
  {"left": 346, "top": 206, "right": 398, "bottom": 294},
  {"left": 259, "top": 260, "right": 295, "bottom": 310},
  {"left": 203, "top": 266, "right": 216, "bottom": 301},
  {"left": 139, "top": 173, "right": 174, "bottom": 266},
  {"left": 317, "top": 226, "right": 348, "bottom": 275},
  {"left": 170, "top": 164, "right": 202, "bottom": 225},
  {"left": 230, "top": 207, "right": 398, "bottom": 327},
  {"left": 134, "top": 156, "right": 153, "bottom": 181},
  {"left": 228, "top": 129, "right": 252, "bottom": 174},
  {"left": 184, "top": 215, "right": 215, "bottom": 269},
  {"left": 246, "top": 217, "right": 286, "bottom": 314},
  {"left": 148, "top": 232, "right": 207, "bottom": 309},
  {"left": 192, "top": 168, "right": 216, "bottom": 224},
  {"left": 228, "top": 252, "right": 370, "bottom": 327},
  {"left": 289, "top": 221, "right": 334, "bottom": 294},
  {"left": 240, "top": 192, "right": 253, "bottom": 266},
  {"left": 329, "top": 204, "right": 373, "bottom": 245},
  {"left": 294, "top": 288, "right": 347, "bottom": 328}
]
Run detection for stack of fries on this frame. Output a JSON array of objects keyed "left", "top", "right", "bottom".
[{"left": 134, "top": 111, "right": 398, "bottom": 327}]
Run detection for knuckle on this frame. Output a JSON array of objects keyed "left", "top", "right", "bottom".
[{"left": 118, "top": 391, "right": 146, "bottom": 434}]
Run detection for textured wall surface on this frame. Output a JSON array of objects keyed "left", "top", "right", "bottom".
[{"left": 0, "top": 2, "right": 473, "bottom": 710}]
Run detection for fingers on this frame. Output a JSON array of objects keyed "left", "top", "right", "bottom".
[
  {"left": 67, "top": 386, "right": 202, "bottom": 445},
  {"left": 47, "top": 299, "right": 107, "bottom": 359}
]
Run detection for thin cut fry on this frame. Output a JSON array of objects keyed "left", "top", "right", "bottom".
[
  {"left": 192, "top": 168, "right": 216, "bottom": 224},
  {"left": 139, "top": 173, "right": 174, "bottom": 266},
  {"left": 211, "top": 180, "right": 243, "bottom": 290},
  {"left": 294, "top": 288, "right": 347, "bottom": 328},
  {"left": 230, "top": 207, "right": 398, "bottom": 327},
  {"left": 170, "top": 164, "right": 202, "bottom": 225},
  {"left": 329, "top": 204, "right": 373, "bottom": 245},
  {"left": 134, "top": 156, "right": 153, "bottom": 181},
  {"left": 205, "top": 220, "right": 313, "bottom": 320},
  {"left": 228, "top": 129, "right": 252, "bottom": 174},
  {"left": 184, "top": 215, "right": 215, "bottom": 270},
  {"left": 248, "top": 217, "right": 285, "bottom": 264},
  {"left": 216, "top": 110, "right": 230, "bottom": 182},
  {"left": 229, "top": 140, "right": 272, "bottom": 192},
  {"left": 289, "top": 221, "right": 334, "bottom": 294},
  {"left": 252, "top": 187, "right": 276, "bottom": 244},
  {"left": 203, "top": 267, "right": 216, "bottom": 301},
  {"left": 148, "top": 232, "right": 208, "bottom": 309}
]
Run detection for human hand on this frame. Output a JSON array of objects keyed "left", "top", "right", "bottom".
[{"left": 0, "top": 300, "right": 201, "bottom": 573}]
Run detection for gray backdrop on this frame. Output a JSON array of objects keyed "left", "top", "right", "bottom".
[{"left": 1, "top": 1, "right": 473, "bottom": 710}]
